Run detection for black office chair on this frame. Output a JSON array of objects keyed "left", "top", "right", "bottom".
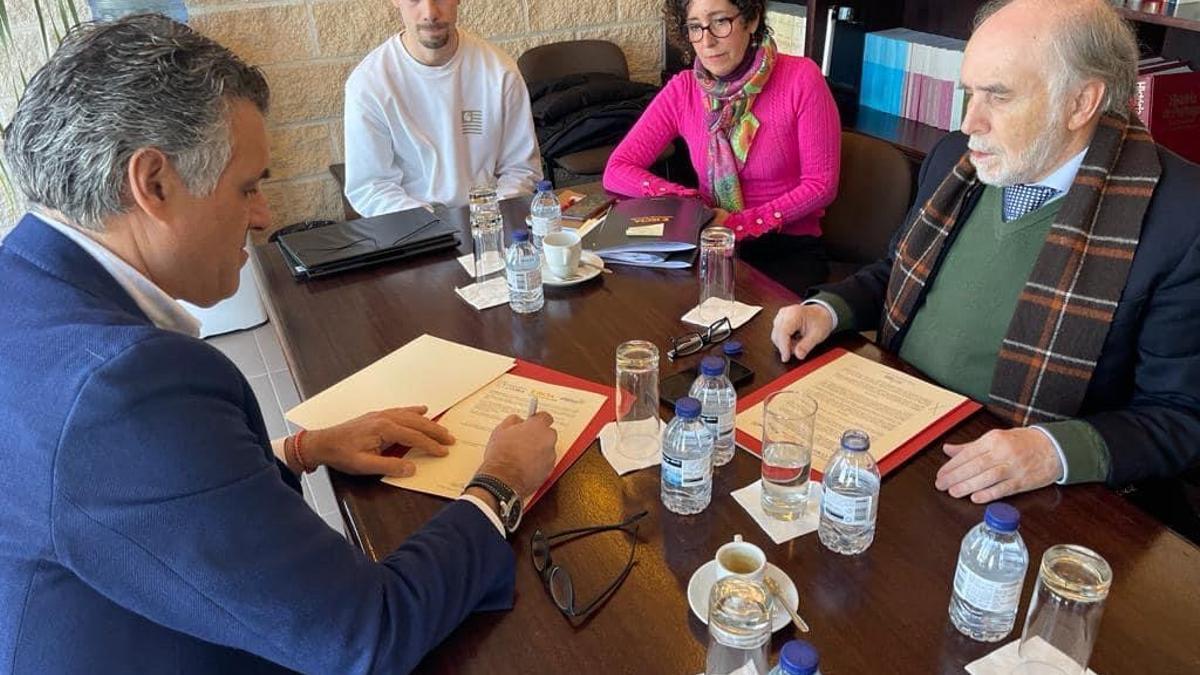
[
  {"left": 328, "top": 163, "right": 361, "bottom": 221},
  {"left": 517, "top": 40, "right": 673, "bottom": 186},
  {"left": 821, "top": 131, "right": 915, "bottom": 283}
]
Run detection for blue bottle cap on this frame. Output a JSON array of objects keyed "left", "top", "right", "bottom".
[
  {"left": 779, "top": 639, "right": 820, "bottom": 675},
  {"left": 700, "top": 355, "right": 725, "bottom": 376},
  {"left": 675, "top": 396, "right": 701, "bottom": 419},
  {"left": 840, "top": 429, "right": 870, "bottom": 452},
  {"left": 722, "top": 340, "right": 744, "bottom": 356},
  {"left": 511, "top": 229, "right": 530, "bottom": 242},
  {"left": 536, "top": 179, "right": 553, "bottom": 192},
  {"left": 984, "top": 502, "right": 1020, "bottom": 533}
]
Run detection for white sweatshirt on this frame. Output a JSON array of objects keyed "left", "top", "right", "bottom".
[{"left": 343, "top": 29, "right": 542, "bottom": 217}]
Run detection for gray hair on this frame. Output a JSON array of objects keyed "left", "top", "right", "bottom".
[
  {"left": 974, "top": 0, "right": 1139, "bottom": 116},
  {"left": 2, "top": 14, "right": 269, "bottom": 231}
]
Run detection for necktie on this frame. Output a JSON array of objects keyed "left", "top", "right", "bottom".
[{"left": 1001, "top": 184, "right": 1061, "bottom": 222}]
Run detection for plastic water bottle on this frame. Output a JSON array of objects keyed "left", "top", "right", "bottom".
[
  {"left": 661, "top": 397, "right": 713, "bottom": 515},
  {"left": 88, "top": 0, "right": 188, "bottom": 22},
  {"left": 528, "top": 179, "right": 561, "bottom": 250},
  {"left": 769, "top": 640, "right": 820, "bottom": 675},
  {"left": 689, "top": 355, "right": 737, "bottom": 467},
  {"left": 949, "top": 503, "right": 1029, "bottom": 642},
  {"left": 505, "top": 229, "right": 543, "bottom": 314},
  {"left": 817, "top": 429, "right": 880, "bottom": 555}
]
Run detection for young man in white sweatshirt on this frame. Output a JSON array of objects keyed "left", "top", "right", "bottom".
[{"left": 343, "top": 0, "right": 542, "bottom": 217}]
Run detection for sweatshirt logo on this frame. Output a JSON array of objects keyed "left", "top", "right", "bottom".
[{"left": 461, "top": 110, "right": 483, "bottom": 135}]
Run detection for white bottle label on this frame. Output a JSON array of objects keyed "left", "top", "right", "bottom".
[
  {"left": 952, "top": 560, "right": 1024, "bottom": 613},
  {"left": 700, "top": 412, "right": 734, "bottom": 436},
  {"left": 662, "top": 454, "right": 710, "bottom": 488},
  {"left": 821, "top": 489, "right": 874, "bottom": 525},
  {"left": 507, "top": 267, "right": 541, "bottom": 292}
]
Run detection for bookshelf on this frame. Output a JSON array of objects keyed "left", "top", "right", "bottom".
[
  {"left": 805, "top": 0, "right": 1200, "bottom": 160},
  {"left": 660, "top": 1, "right": 1200, "bottom": 160}
]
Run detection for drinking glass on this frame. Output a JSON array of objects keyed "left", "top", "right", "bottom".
[
  {"left": 615, "top": 340, "right": 661, "bottom": 460},
  {"left": 471, "top": 211, "right": 505, "bottom": 284},
  {"left": 760, "top": 391, "right": 818, "bottom": 520},
  {"left": 1016, "top": 545, "right": 1113, "bottom": 674},
  {"left": 698, "top": 227, "right": 736, "bottom": 323},
  {"left": 468, "top": 183, "right": 500, "bottom": 221},
  {"left": 705, "top": 576, "right": 772, "bottom": 675}
]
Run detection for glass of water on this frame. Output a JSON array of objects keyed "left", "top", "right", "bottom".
[
  {"left": 705, "top": 576, "right": 772, "bottom": 675},
  {"left": 471, "top": 211, "right": 505, "bottom": 284},
  {"left": 760, "top": 391, "right": 817, "bottom": 520},
  {"left": 698, "top": 226, "right": 736, "bottom": 323},
  {"left": 1016, "top": 545, "right": 1113, "bottom": 675},
  {"left": 615, "top": 341, "right": 661, "bottom": 460}
]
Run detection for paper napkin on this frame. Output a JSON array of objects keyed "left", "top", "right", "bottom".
[
  {"left": 598, "top": 421, "right": 662, "bottom": 476},
  {"left": 682, "top": 299, "right": 763, "bottom": 330},
  {"left": 965, "top": 639, "right": 1099, "bottom": 675},
  {"left": 455, "top": 253, "right": 505, "bottom": 278},
  {"left": 731, "top": 479, "right": 823, "bottom": 545},
  {"left": 454, "top": 277, "right": 509, "bottom": 310}
]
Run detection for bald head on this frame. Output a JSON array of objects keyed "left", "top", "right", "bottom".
[{"left": 958, "top": 0, "right": 1137, "bottom": 186}]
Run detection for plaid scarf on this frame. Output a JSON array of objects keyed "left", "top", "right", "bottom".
[
  {"left": 695, "top": 36, "right": 777, "bottom": 212},
  {"left": 879, "top": 114, "right": 1161, "bottom": 426}
]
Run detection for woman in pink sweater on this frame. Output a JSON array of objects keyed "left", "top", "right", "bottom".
[{"left": 603, "top": 0, "right": 841, "bottom": 292}]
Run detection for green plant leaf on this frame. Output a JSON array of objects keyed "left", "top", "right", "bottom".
[
  {"left": 34, "top": 0, "right": 51, "bottom": 59},
  {"left": 0, "top": 0, "right": 13, "bottom": 46}
]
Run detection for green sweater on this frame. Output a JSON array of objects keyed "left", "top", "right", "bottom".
[{"left": 812, "top": 186, "right": 1109, "bottom": 483}]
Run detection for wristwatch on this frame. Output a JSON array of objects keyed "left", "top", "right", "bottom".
[{"left": 465, "top": 474, "right": 523, "bottom": 534}]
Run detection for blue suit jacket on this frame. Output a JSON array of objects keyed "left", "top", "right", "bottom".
[{"left": 0, "top": 216, "right": 515, "bottom": 674}]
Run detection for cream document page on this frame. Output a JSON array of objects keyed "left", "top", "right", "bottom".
[
  {"left": 736, "top": 352, "right": 968, "bottom": 473},
  {"left": 383, "top": 373, "right": 608, "bottom": 498},
  {"left": 285, "top": 334, "right": 514, "bottom": 429}
]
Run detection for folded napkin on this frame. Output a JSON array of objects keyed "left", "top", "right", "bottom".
[
  {"left": 683, "top": 298, "right": 763, "bottom": 329},
  {"left": 731, "top": 479, "right": 823, "bottom": 545},
  {"left": 454, "top": 277, "right": 509, "bottom": 310},
  {"left": 598, "top": 421, "right": 662, "bottom": 476},
  {"left": 455, "top": 253, "right": 505, "bottom": 278},
  {"left": 965, "top": 639, "right": 1099, "bottom": 675}
]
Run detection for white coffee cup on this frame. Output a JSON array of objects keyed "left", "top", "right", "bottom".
[
  {"left": 542, "top": 230, "right": 582, "bottom": 278},
  {"left": 714, "top": 534, "right": 767, "bottom": 582}
]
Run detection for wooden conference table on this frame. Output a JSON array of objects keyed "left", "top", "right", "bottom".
[{"left": 253, "top": 198, "right": 1200, "bottom": 674}]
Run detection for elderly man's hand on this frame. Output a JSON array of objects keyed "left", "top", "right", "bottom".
[
  {"left": 303, "top": 405, "right": 454, "bottom": 477},
  {"left": 935, "top": 427, "right": 1064, "bottom": 503},
  {"left": 771, "top": 303, "right": 834, "bottom": 362}
]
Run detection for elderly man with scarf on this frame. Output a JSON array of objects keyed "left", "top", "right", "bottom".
[{"left": 771, "top": 0, "right": 1200, "bottom": 535}]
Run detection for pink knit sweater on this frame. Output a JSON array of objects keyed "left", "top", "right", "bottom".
[{"left": 603, "top": 55, "right": 841, "bottom": 239}]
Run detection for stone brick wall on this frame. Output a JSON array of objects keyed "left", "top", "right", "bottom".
[{"left": 0, "top": 0, "right": 663, "bottom": 240}]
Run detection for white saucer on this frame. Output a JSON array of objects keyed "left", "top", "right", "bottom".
[
  {"left": 542, "top": 251, "right": 605, "bottom": 287},
  {"left": 687, "top": 560, "right": 800, "bottom": 633}
]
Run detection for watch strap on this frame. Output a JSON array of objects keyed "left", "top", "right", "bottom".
[{"left": 466, "top": 474, "right": 522, "bottom": 533}]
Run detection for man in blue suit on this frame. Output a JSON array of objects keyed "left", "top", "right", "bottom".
[{"left": 0, "top": 15, "right": 557, "bottom": 673}]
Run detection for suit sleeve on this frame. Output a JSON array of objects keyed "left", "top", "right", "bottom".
[
  {"left": 1083, "top": 233, "right": 1200, "bottom": 485},
  {"left": 495, "top": 70, "right": 543, "bottom": 200},
  {"left": 51, "top": 335, "right": 514, "bottom": 674}
]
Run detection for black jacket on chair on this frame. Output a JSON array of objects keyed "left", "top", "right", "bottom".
[{"left": 529, "top": 72, "right": 658, "bottom": 161}]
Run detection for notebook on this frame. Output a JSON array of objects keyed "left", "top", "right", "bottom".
[
  {"left": 580, "top": 196, "right": 712, "bottom": 268},
  {"left": 277, "top": 207, "right": 460, "bottom": 279}
]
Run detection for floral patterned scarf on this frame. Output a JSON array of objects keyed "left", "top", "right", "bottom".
[{"left": 694, "top": 35, "right": 778, "bottom": 212}]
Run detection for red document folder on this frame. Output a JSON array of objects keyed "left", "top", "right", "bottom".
[
  {"left": 733, "top": 348, "right": 982, "bottom": 480},
  {"left": 509, "top": 360, "right": 615, "bottom": 508}
]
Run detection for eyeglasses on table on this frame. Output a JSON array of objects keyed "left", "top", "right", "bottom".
[
  {"left": 530, "top": 510, "right": 648, "bottom": 621},
  {"left": 668, "top": 316, "right": 733, "bottom": 360}
]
